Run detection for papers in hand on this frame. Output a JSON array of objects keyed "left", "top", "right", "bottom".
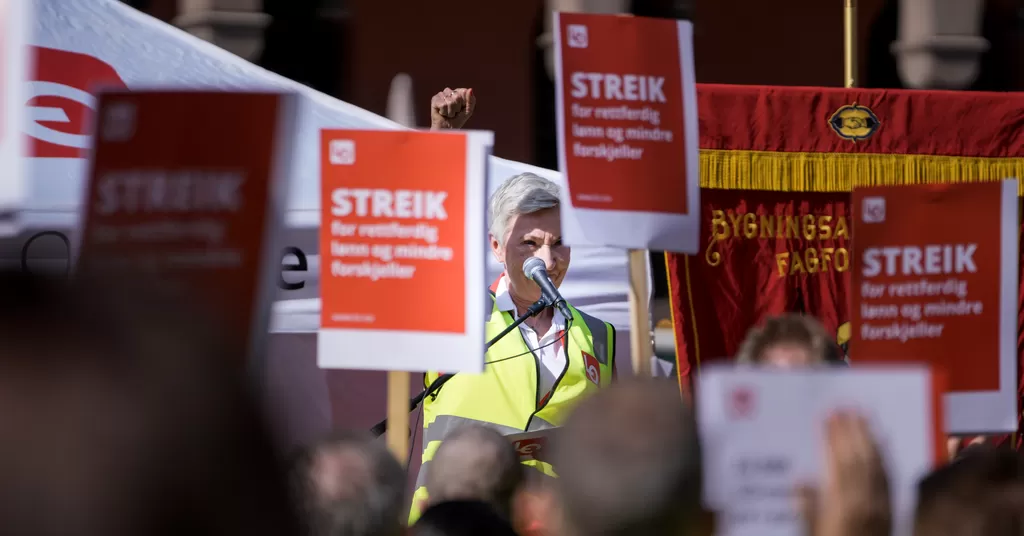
[{"left": 506, "top": 429, "right": 558, "bottom": 464}]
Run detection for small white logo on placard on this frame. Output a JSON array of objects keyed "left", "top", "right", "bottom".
[
  {"left": 329, "top": 139, "right": 355, "bottom": 165},
  {"left": 101, "top": 101, "right": 136, "bottom": 142},
  {"left": 862, "top": 197, "right": 886, "bottom": 223},
  {"left": 567, "top": 24, "right": 588, "bottom": 48}
]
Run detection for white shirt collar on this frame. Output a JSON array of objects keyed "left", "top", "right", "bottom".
[{"left": 493, "top": 273, "right": 566, "bottom": 328}]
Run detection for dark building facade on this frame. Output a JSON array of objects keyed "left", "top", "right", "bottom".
[{"left": 129, "top": 0, "right": 1023, "bottom": 165}]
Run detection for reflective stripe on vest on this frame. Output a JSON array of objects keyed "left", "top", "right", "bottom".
[
  {"left": 409, "top": 291, "right": 615, "bottom": 525},
  {"left": 410, "top": 415, "right": 559, "bottom": 525},
  {"left": 576, "top": 308, "right": 610, "bottom": 366},
  {"left": 415, "top": 415, "right": 554, "bottom": 490},
  {"left": 421, "top": 294, "right": 615, "bottom": 429}
]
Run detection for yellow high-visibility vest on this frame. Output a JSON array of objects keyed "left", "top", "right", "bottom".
[{"left": 408, "top": 291, "right": 616, "bottom": 524}]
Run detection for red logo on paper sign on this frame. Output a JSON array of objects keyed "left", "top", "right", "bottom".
[
  {"left": 27, "top": 46, "right": 127, "bottom": 158},
  {"left": 514, "top": 438, "right": 547, "bottom": 461},
  {"left": 728, "top": 387, "right": 755, "bottom": 419},
  {"left": 583, "top": 351, "right": 600, "bottom": 386}
]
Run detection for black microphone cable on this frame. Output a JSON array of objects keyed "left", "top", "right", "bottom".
[
  {"left": 482, "top": 315, "right": 573, "bottom": 366},
  {"left": 407, "top": 314, "right": 574, "bottom": 474}
]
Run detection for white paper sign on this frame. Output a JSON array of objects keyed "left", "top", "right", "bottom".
[{"left": 697, "top": 365, "right": 941, "bottom": 536}]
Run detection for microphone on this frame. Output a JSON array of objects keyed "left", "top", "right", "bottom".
[{"left": 522, "top": 257, "right": 573, "bottom": 319}]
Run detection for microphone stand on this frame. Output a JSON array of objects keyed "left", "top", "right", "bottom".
[{"left": 370, "top": 299, "right": 548, "bottom": 437}]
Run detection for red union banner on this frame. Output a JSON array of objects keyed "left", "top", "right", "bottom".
[
  {"left": 667, "top": 188, "right": 852, "bottom": 379},
  {"left": 667, "top": 83, "right": 1024, "bottom": 442},
  {"left": 666, "top": 187, "right": 1024, "bottom": 439}
]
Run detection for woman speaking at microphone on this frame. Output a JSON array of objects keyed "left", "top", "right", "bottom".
[{"left": 408, "top": 170, "right": 617, "bottom": 524}]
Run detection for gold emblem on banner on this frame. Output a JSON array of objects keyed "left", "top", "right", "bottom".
[{"left": 829, "top": 103, "right": 880, "bottom": 141}]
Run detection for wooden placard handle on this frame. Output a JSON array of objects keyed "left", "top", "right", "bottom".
[
  {"left": 385, "top": 371, "right": 411, "bottom": 463},
  {"left": 627, "top": 249, "right": 653, "bottom": 377}
]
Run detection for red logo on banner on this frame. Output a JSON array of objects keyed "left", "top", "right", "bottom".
[
  {"left": 728, "top": 386, "right": 755, "bottom": 419},
  {"left": 27, "top": 47, "right": 127, "bottom": 158},
  {"left": 583, "top": 351, "right": 600, "bottom": 386}
]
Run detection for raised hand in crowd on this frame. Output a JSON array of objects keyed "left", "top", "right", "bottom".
[
  {"left": 946, "top": 435, "right": 988, "bottom": 462},
  {"left": 430, "top": 87, "right": 475, "bottom": 130},
  {"left": 798, "top": 411, "right": 891, "bottom": 536}
]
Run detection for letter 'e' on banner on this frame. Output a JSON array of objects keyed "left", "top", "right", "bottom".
[
  {"left": 317, "top": 129, "right": 493, "bottom": 373},
  {"left": 78, "top": 90, "right": 300, "bottom": 367},
  {"left": 0, "top": 0, "right": 32, "bottom": 234},
  {"left": 553, "top": 12, "right": 700, "bottom": 253},
  {"left": 852, "top": 179, "right": 1019, "bottom": 434}
]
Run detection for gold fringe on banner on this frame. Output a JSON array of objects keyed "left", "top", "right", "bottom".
[{"left": 700, "top": 149, "right": 1024, "bottom": 193}]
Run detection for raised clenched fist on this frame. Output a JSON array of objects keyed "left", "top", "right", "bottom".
[{"left": 430, "top": 87, "right": 475, "bottom": 130}]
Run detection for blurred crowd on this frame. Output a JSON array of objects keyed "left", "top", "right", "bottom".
[{"left": 2, "top": 267, "right": 1019, "bottom": 536}]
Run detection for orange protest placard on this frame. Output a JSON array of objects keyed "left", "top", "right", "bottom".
[
  {"left": 852, "top": 180, "right": 1018, "bottom": 434},
  {"left": 554, "top": 12, "right": 700, "bottom": 252},
  {"left": 317, "top": 129, "right": 491, "bottom": 373},
  {"left": 78, "top": 90, "right": 297, "bottom": 358}
]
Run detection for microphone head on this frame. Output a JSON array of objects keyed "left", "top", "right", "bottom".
[{"left": 522, "top": 257, "right": 547, "bottom": 281}]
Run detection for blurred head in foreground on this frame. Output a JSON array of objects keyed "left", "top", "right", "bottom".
[
  {"left": 552, "top": 379, "right": 707, "bottom": 536},
  {"left": 735, "top": 313, "right": 838, "bottom": 367},
  {"left": 290, "top": 431, "right": 406, "bottom": 536},
  {"left": 914, "top": 446, "right": 1024, "bottom": 536},
  {"left": 425, "top": 425, "right": 523, "bottom": 519},
  {"left": 410, "top": 500, "right": 518, "bottom": 536},
  {"left": 0, "top": 271, "right": 299, "bottom": 536}
]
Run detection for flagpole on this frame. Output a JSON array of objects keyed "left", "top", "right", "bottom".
[{"left": 844, "top": 0, "right": 857, "bottom": 88}]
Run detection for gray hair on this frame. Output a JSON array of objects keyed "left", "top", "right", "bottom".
[
  {"left": 290, "top": 431, "right": 406, "bottom": 536},
  {"left": 488, "top": 173, "right": 561, "bottom": 245},
  {"left": 735, "top": 313, "right": 831, "bottom": 364},
  {"left": 553, "top": 380, "right": 703, "bottom": 536},
  {"left": 426, "top": 425, "right": 523, "bottom": 519}
]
